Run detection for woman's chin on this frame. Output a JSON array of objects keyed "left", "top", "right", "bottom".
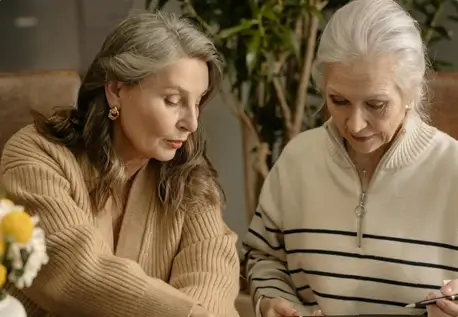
[
  {"left": 149, "top": 149, "right": 178, "bottom": 162},
  {"left": 347, "top": 140, "right": 384, "bottom": 155}
]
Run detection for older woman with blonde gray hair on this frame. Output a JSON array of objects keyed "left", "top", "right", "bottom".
[
  {"left": 1, "top": 11, "right": 240, "bottom": 317},
  {"left": 243, "top": 0, "right": 458, "bottom": 317}
]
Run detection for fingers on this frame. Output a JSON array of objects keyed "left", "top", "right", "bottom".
[
  {"left": 274, "top": 301, "right": 300, "bottom": 317},
  {"left": 263, "top": 306, "right": 299, "bottom": 317},
  {"left": 261, "top": 297, "right": 301, "bottom": 317},
  {"left": 426, "top": 292, "right": 457, "bottom": 317},
  {"left": 437, "top": 280, "right": 458, "bottom": 316},
  {"left": 441, "top": 280, "right": 458, "bottom": 296},
  {"left": 312, "top": 309, "right": 324, "bottom": 316},
  {"left": 427, "top": 292, "right": 440, "bottom": 317},
  {"left": 436, "top": 298, "right": 458, "bottom": 316}
]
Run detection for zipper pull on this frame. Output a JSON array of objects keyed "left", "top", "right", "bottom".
[{"left": 355, "top": 192, "right": 367, "bottom": 248}]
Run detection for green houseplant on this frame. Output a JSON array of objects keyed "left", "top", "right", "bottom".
[{"left": 148, "top": 0, "right": 457, "bottom": 220}]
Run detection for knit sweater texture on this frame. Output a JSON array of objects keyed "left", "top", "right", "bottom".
[
  {"left": 244, "top": 113, "right": 458, "bottom": 316},
  {"left": 0, "top": 125, "right": 240, "bottom": 317}
]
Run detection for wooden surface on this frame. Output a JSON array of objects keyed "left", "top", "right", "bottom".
[{"left": 235, "top": 292, "right": 255, "bottom": 317}]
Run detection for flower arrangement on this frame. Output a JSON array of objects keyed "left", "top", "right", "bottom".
[{"left": 0, "top": 198, "right": 48, "bottom": 298}]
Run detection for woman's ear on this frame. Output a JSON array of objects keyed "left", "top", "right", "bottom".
[{"left": 104, "top": 82, "right": 123, "bottom": 108}]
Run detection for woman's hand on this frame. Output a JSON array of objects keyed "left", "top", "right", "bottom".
[
  {"left": 259, "top": 297, "right": 301, "bottom": 317},
  {"left": 312, "top": 309, "right": 324, "bottom": 316},
  {"left": 427, "top": 280, "right": 458, "bottom": 317}
]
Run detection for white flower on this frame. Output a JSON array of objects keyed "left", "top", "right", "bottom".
[
  {"left": 0, "top": 200, "right": 49, "bottom": 289},
  {"left": 0, "top": 200, "right": 14, "bottom": 218},
  {"left": 5, "top": 219, "right": 49, "bottom": 289}
]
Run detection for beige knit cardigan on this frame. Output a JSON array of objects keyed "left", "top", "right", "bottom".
[{"left": 0, "top": 125, "right": 240, "bottom": 317}]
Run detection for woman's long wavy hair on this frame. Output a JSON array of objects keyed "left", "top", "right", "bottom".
[{"left": 33, "top": 11, "right": 225, "bottom": 213}]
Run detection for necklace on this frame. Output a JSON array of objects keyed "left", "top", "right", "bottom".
[{"left": 343, "top": 140, "right": 372, "bottom": 180}]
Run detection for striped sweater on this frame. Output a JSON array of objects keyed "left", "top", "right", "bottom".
[{"left": 243, "top": 113, "right": 458, "bottom": 316}]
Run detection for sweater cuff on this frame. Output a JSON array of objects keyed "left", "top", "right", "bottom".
[
  {"left": 255, "top": 296, "right": 264, "bottom": 317},
  {"left": 140, "top": 281, "right": 196, "bottom": 317}
]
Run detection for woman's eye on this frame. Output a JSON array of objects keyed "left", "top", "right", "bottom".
[
  {"left": 165, "top": 96, "right": 181, "bottom": 106},
  {"left": 367, "top": 101, "right": 387, "bottom": 110},
  {"left": 331, "top": 98, "right": 348, "bottom": 106}
]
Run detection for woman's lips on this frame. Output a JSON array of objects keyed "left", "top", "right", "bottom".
[
  {"left": 351, "top": 134, "right": 374, "bottom": 142},
  {"left": 165, "top": 140, "right": 184, "bottom": 149}
]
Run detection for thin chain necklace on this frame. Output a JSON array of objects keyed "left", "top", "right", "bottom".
[
  {"left": 344, "top": 139, "right": 369, "bottom": 177},
  {"left": 343, "top": 141, "right": 377, "bottom": 187}
]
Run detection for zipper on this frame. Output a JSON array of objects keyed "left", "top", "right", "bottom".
[
  {"left": 326, "top": 125, "right": 406, "bottom": 248},
  {"left": 355, "top": 192, "right": 367, "bottom": 248}
]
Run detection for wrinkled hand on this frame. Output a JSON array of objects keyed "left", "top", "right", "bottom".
[
  {"left": 260, "top": 297, "right": 301, "bottom": 317},
  {"left": 190, "top": 305, "right": 216, "bottom": 317},
  {"left": 427, "top": 280, "right": 458, "bottom": 317}
]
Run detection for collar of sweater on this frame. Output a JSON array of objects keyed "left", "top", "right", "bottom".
[{"left": 323, "top": 112, "right": 437, "bottom": 171}]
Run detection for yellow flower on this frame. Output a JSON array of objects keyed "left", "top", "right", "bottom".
[
  {"left": 0, "top": 235, "right": 4, "bottom": 257},
  {"left": 1, "top": 211, "right": 34, "bottom": 244},
  {"left": 0, "top": 265, "right": 6, "bottom": 288}
]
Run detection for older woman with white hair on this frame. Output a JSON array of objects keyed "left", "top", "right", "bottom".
[{"left": 243, "top": 0, "right": 458, "bottom": 317}]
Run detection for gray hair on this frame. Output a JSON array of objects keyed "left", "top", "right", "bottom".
[
  {"left": 34, "top": 10, "right": 225, "bottom": 212},
  {"left": 312, "top": 0, "right": 429, "bottom": 120},
  {"left": 99, "top": 11, "right": 222, "bottom": 93}
]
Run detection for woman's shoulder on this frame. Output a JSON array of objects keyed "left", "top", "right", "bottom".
[
  {"left": 1, "top": 124, "right": 79, "bottom": 174},
  {"left": 277, "top": 125, "right": 327, "bottom": 165},
  {"left": 429, "top": 128, "right": 458, "bottom": 159}
]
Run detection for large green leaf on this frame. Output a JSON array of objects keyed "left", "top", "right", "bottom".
[
  {"left": 218, "top": 19, "right": 256, "bottom": 39},
  {"left": 246, "top": 31, "right": 262, "bottom": 75},
  {"left": 307, "top": 4, "right": 326, "bottom": 24}
]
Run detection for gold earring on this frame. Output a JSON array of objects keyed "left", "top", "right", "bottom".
[{"left": 108, "top": 106, "right": 120, "bottom": 120}]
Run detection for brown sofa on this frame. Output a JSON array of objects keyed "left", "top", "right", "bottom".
[
  {"left": 0, "top": 70, "right": 81, "bottom": 154},
  {"left": 427, "top": 72, "right": 458, "bottom": 139},
  {"left": 0, "top": 69, "right": 80, "bottom": 198}
]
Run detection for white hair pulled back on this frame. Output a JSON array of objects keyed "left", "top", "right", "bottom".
[{"left": 312, "top": 0, "right": 429, "bottom": 119}]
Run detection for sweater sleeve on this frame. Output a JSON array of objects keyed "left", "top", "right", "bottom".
[
  {"left": 242, "top": 160, "right": 314, "bottom": 315},
  {"left": 1, "top": 138, "right": 197, "bottom": 317},
  {"left": 169, "top": 205, "right": 240, "bottom": 317}
]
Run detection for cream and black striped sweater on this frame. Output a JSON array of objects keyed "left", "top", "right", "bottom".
[{"left": 244, "top": 113, "right": 458, "bottom": 316}]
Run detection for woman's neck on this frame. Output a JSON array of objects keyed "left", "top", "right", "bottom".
[
  {"left": 345, "top": 121, "right": 406, "bottom": 188},
  {"left": 346, "top": 141, "right": 387, "bottom": 187},
  {"left": 112, "top": 124, "right": 148, "bottom": 179},
  {"left": 124, "top": 158, "right": 148, "bottom": 179}
]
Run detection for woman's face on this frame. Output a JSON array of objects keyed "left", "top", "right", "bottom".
[
  {"left": 105, "top": 57, "right": 209, "bottom": 163},
  {"left": 325, "top": 56, "right": 408, "bottom": 154}
]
